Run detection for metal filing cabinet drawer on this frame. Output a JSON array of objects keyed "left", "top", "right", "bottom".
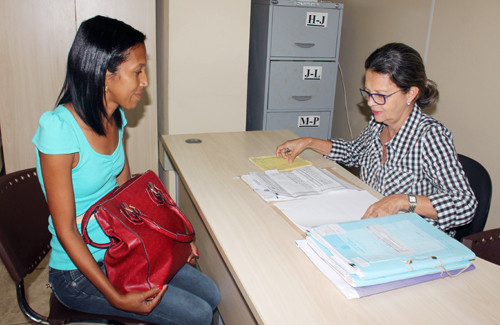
[
  {"left": 270, "top": 5, "right": 341, "bottom": 59},
  {"left": 247, "top": 1, "right": 343, "bottom": 139},
  {"left": 268, "top": 61, "right": 337, "bottom": 110},
  {"left": 266, "top": 111, "right": 332, "bottom": 138}
]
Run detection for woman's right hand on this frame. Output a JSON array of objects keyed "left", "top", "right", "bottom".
[
  {"left": 276, "top": 137, "right": 333, "bottom": 163},
  {"left": 113, "top": 285, "right": 168, "bottom": 315},
  {"left": 276, "top": 137, "right": 312, "bottom": 163}
]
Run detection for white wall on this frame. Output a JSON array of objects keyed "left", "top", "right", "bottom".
[
  {"left": 158, "top": 0, "right": 251, "bottom": 135},
  {"left": 156, "top": 0, "right": 251, "bottom": 196},
  {"left": 0, "top": 0, "right": 74, "bottom": 172}
]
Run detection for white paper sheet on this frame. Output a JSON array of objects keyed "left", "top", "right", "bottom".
[
  {"left": 274, "top": 190, "right": 379, "bottom": 231},
  {"left": 296, "top": 239, "right": 360, "bottom": 299}
]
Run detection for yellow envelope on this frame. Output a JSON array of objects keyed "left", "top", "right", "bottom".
[{"left": 249, "top": 155, "right": 312, "bottom": 171}]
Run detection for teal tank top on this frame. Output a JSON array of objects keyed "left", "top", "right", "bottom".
[{"left": 32, "top": 105, "right": 127, "bottom": 270}]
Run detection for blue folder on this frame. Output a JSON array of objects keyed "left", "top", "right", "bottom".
[{"left": 307, "top": 213, "right": 476, "bottom": 287}]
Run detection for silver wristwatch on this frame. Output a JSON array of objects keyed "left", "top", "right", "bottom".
[{"left": 408, "top": 194, "right": 417, "bottom": 213}]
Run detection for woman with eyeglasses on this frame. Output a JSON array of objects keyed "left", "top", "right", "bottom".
[{"left": 276, "top": 42, "right": 477, "bottom": 237}]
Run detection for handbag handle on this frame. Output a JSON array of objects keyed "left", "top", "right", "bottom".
[
  {"left": 82, "top": 203, "right": 195, "bottom": 248},
  {"left": 81, "top": 172, "right": 195, "bottom": 248},
  {"left": 81, "top": 183, "right": 121, "bottom": 249},
  {"left": 81, "top": 208, "right": 117, "bottom": 249}
]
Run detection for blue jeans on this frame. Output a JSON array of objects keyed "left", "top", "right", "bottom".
[{"left": 49, "top": 262, "right": 220, "bottom": 325}]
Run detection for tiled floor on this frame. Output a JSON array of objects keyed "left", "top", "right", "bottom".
[{"left": 1, "top": 256, "right": 51, "bottom": 324}]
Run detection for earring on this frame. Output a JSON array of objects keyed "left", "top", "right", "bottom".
[
  {"left": 407, "top": 101, "right": 411, "bottom": 106},
  {"left": 105, "top": 85, "right": 109, "bottom": 93}
]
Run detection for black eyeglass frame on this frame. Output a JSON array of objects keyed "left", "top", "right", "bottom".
[{"left": 359, "top": 88, "right": 403, "bottom": 105}]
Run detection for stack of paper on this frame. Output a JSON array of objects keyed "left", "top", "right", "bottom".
[
  {"left": 297, "top": 239, "right": 475, "bottom": 299},
  {"left": 299, "top": 213, "right": 476, "bottom": 298},
  {"left": 241, "top": 166, "right": 357, "bottom": 201}
]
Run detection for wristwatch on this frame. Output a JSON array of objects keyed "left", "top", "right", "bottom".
[{"left": 408, "top": 194, "right": 417, "bottom": 213}]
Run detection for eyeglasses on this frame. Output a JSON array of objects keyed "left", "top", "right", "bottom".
[{"left": 359, "top": 88, "right": 402, "bottom": 105}]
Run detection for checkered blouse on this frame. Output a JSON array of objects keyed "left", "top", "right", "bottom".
[{"left": 327, "top": 106, "right": 477, "bottom": 235}]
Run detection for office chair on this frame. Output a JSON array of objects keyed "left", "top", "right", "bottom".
[
  {"left": 452, "top": 154, "right": 492, "bottom": 242},
  {"left": 462, "top": 228, "right": 500, "bottom": 266},
  {"left": 0, "top": 168, "right": 153, "bottom": 325}
]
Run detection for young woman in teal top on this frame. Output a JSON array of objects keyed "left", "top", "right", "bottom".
[{"left": 32, "top": 16, "right": 219, "bottom": 324}]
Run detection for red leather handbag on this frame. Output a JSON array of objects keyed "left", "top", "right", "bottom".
[{"left": 81, "top": 170, "right": 194, "bottom": 294}]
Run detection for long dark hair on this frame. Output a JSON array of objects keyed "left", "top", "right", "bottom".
[
  {"left": 364, "top": 43, "right": 439, "bottom": 108},
  {"left": 56, "top": 15, "right": 146, "bottom": 135}
]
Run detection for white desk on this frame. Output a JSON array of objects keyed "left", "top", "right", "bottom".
[{"left": 162, "top": 130, "right": 500, "bottom": 325}]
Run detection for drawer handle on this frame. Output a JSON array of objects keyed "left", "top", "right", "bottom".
[
  {"left": 294, "top": 42, "right": 315, "bottom": 48},
  {"left": 292, "top": 96, "right": 312, "bottom": 101}
]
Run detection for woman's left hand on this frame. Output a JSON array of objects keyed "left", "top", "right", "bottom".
[
  {"left": 361, "top": 194, "right": 406, "bottom": 219},
  {"left": 187, "top": 242, "right": 199, "bottom": 266}
]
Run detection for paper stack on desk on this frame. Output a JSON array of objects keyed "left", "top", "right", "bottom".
[
  {"left": 241, "top": 165, "right": 358, "bottom": 202},
  {"left": 298, "top": 213, "right": 476, "bottom": 298}
]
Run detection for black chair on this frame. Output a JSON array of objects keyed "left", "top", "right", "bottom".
[
  {"left": 0, "top": 168, "right": 152, "bottom": 325},
  {"left": 452, "top": 154, "right": 492, "bottom": 242},
  {"left": 462, "top": 228, "right": 500, "bottom": 265}
]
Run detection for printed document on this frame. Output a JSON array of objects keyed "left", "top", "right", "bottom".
[{"left": 241, "top": 166, "right": 357, "bottom": 201}]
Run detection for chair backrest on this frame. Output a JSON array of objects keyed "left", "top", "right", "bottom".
[
  {"left": 453, "top": 154, "right": 492, "bottom": 241},
  {"left": 462, "top": 228, "right": 500, "bottom": 265},
  {"left": 0, "top": 168, "right": 51, "bottom": 283}
]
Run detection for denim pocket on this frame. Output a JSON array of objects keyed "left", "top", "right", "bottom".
[
  {"left": 67, "top": 268, "right": 88, "bottom": 290},
  {"left": 48, "top": 267, "right": 76, "bottom": 308},
  {"left": 49, "top": 267, "right": 84, "bottom": 296},
  {"left": 49, "top": 261, "right": 106, "bottom": 300}
]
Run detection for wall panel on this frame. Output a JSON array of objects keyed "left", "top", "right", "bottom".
[
  {"left": 426, "top": 0, "right": 500, "bottom": 230},
  {"left": 0, "top": 0, "right": 75, "bottom": 172}
]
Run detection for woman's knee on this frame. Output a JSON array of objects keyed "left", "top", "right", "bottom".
[
  {"left": 170, "top": 264, "right": 220, "bottom": 309},
  {"left": 187, "top": 300, "right": 214, "bottom": 325},
  {"left": 204, "top": 278, "right": 221, "bottom": 310}
]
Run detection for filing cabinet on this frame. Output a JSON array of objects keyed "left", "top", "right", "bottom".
[{"left": 246, "top": 0, "right": 343, "bottom": 139}]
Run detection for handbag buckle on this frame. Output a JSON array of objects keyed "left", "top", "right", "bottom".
[
  {"left": 120, "top": 203, "right": 142, "bottom": 223},
  {"left": 147, "top": 182, "right": 169, "bottom": 205}
]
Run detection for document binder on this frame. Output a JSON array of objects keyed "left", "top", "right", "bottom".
[
  {"left": 306, "top": 213, "right": 475, "bottom": 287},
  {"left": 297, "top": 239, "right": 475, "bottom": 299}
]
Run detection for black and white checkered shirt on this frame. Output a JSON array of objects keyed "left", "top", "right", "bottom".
[{"left": 327, "top": 106, "right": 477, "bottom": 235}]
